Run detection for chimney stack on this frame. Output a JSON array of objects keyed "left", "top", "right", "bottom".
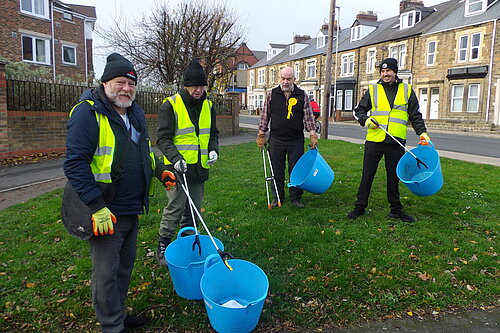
[
  {"left": 356, "top": 11, "right": 377, "bottom": 22},
  {"left": 293, "top": 35, "right": 311, "bottom": 43},
  {"left": 400, "top": 0, "right": 424, "bottom": 13}
]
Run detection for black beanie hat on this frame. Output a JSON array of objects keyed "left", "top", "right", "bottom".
[
  {"left": 380, "top": 58, "right": 398, "bottom": 73},
  {"left": 100, "top": 53, "right": 137, "bottom": 83},
  {"left": 183, "top": 59, "right": 208, "bottom": 87}
]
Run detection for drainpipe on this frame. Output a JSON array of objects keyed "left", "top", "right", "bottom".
[
  {"left": 83, "top": 18, "right": 88, "bottom": 83},
  {"left": 50, "top": 1, "right": 56, "bottom": 81},
  {"left": 485, "top": 18, "right": 497, "bottom": 123}
]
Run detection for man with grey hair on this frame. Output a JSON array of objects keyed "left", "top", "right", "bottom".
[{"left": 256, "top": 66, "right": 318, "bottom": 208}]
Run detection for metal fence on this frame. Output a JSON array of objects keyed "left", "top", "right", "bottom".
[{"left": 5, "top": 77, "right": 232, "bottom": 115}]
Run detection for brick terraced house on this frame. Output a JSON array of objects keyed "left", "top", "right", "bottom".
[
  {"left": 0, "top": 0, "right": 96, "bottom": 81},
  {"left": 248, "top": 0, "right": 500, "bottom": 131}
]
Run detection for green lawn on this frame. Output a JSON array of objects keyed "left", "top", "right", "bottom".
[{"left": 0, "top": 140, "right": 498, "bottom": 332}]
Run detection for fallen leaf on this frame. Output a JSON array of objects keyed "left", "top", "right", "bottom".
[
  {"left": 407, "top": 311, "right": 413, "bottom": 316},
  {"left": 454, "top": 248, "right": 460, "bottom": 252},
  {"left": 335, "top": 229, "right": 342, "bottom": 235},
  {"left": 432, "top": 310, "right": 439, "bottom": 315},
  {"left": 470, "top": 254, "right": 478, "bottom": 261},
  {"left": 57, "top": 298, "right": 67, "bottom": 303},
  {"left": 26, "top": 282, "right": 35, "bottom": 288},
  {"left": 418, "top": 273, "right": 432, "bottom": 281}
]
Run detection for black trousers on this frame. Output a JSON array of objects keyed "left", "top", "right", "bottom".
[
  {"left": 268, "top": 136, "right": 304, "bottom": 201},
  {"left": 355, "top": 141, "right": 404, "bottom": 211}
]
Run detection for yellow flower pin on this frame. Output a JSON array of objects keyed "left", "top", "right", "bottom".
[{"left": 287, "top": 98, "right": 298, "bottom": 119}]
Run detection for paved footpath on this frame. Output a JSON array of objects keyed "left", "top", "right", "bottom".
[{"left": 0, "top": 131, "right": 498, "bottom": 332}]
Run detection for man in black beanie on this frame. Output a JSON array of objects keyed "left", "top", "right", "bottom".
[
  {"left": 347, "top": 58, "right": 430, "bottom": 222},
  {"left": 156, "top": 59, "right": 219, "bottom": 265},
  {"left": 64, "top": 52, "right": 174, "bottom": 332}
]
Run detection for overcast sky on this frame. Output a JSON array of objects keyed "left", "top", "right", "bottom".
[{"left": 66, "top": 0, "right": 445, "bottom": 77}]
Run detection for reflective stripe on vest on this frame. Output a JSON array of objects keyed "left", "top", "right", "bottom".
[
  {"left": 162, "top": 94, "right": 212, "bottom": 169},
  {"left": 367, "top": 83, "right": 411, "bottom": 142}
]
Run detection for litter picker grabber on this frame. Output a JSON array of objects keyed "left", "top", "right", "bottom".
[
  {"left": 181, "top": 173, "right": 201, "bottom": 255},
  {"left": 174, "top": 171, "right": 235, "bottom": 270},
  {"left": 370, "top": 118, "right": 428, "bottom": 169},
  {"left": 261, "top": 144, "right": 282, "bottom": 209}
]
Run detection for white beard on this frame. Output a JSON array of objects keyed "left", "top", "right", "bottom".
[{"left": 104, "top": 86, "right": 135, "bottom": 108}]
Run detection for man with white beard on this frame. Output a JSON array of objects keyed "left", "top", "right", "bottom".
[
  {"left": 256, "top": 66, "right": 318, "bottom": 208},
  {"left": 63, "top": 53, "right": 174, "bottom": 332}
]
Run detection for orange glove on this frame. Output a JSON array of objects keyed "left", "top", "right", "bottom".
[
  {"left": 161, "top": 170, "right": 176, "bottom": 190},
  {"left": 419, "top": 132, "right": 431, "bottom": 145},
  {"left": 256, "top": 133, "right": 266, "bottom": 149},
  {"left": 91, "top": 207, "right": 117, "bottom": 236}
]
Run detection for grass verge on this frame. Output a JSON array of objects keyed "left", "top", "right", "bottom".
[{"left": 0, "top": 140, "right": 498, "bottom": 332}]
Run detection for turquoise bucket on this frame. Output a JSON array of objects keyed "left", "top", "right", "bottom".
[
  {"left": 396, "top": 143, "right": 443, "bottom": 197},
  {"left": 288, "top": 148, "right": 334, "bottom": 194},
  {"left": 200, "top": 255, "right": 269, "bottom": 333},
  {"left": 165, "top": 227, "right": 224, "bottom": 300}
]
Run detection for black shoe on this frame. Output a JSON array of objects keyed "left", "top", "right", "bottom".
[
  {"left": 156, "top": 237, "right": 171, "bottom": 266},
  {"left": 291, "top": 199, "right": 305, "bottom": 208},
  {"left": 389, "top": 210, "right": 415, "bottom": 222},
  {"left": 180, "top": 229, "right": 196, "bottom": 237},
  {"left": 124, "top": 315, "right": 147, "bottom": 330},
  {"left": 347, "top": 207, "right": 365, "bottom": 220}
]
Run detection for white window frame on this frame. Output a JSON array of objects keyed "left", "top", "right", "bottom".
[
  {"left": 21, "top": 34, "right": 50, "bottom": 65},
  {"left": 467, "top": 84, "right": 480, "bottom": 112},
  {"left": 307, "top": 60, "right": 316, "bottom": 79},
  {"left": 465, "top": 0, "right": 486, "bottom": 16},
  {"left": 249, "top": 71, "right": 255, "bottom": 87},
  {"left": 427, "top": 41, "right": 436, "bottom": 66},
  {"left": 366, "top": 49, "right": 376, "bottom": 73},
  {"left": 258, "top": 69, "right": 265, "bottom": 85},
  {"left": 63, "top": 11, "right": 73, "bottom": 21},
  {"left": 336, "top": 90, "right": 343, "bottom": 109},
  {"left": 458, "top": 33, "right": 481, "bottom": 62},
  {"left": 237, "top": 62, "right": 248, "bottom": 70},
  {"left": 317, "top": 35, "right": 326, "bottom": 48},
  {"left": 470, "top": 33, "right": 481, "bottom": 61},
  {"left": 269, "top": 68, "right": 275, "bottom": 84},
  {"left": 341, "top": 53, "right": 355, "bottom": 76},
  {"left": 294, "top": 63, "right": 300, "bottom": 81},
  {"left": 345, "top": 90, "right": 353, "bottom": 110},
  {"left": 389, "top": 44, "right": 406, "bottom": 69},
  {"left": 62, "top": 44, "right": 77, "bottom": 65},
  {"left": 350, "top": 26, "right": 362, "bottom": 42},
  {"left": 451, "top": 85, "right": 464, "bottom": 112},
  {"left": 20, "top": 0, "right": 49, "bottom": 19}
]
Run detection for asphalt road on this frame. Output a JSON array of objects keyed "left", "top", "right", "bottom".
[{"left": 240, "top": 115, "right": 500, "bottom": 158}]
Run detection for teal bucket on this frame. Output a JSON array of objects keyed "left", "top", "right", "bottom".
[
  {"left": 165, "top": 227, "right": 224, "bottom": 300},
  {"left": 396, "top": 143, "right": 443, "bottom": 197},
  {"left": 288, "top": 148, "right": 334, "bottom": 194},
  {"left": 200, "top": 255, "right": 269, "bottom": 333}
]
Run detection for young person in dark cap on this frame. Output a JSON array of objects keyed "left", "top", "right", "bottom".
[
  {"left": 156, "top": 59, "right": 219, "bottom": 265},
  {"left": 64, "top": 52, "right": 175, "bottom": 332},
  {"left": 347, "top": 58, "right": 430, "bottom": 222}
]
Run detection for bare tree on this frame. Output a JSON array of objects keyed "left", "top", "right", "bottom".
[{"left": 98, "top": 0, "right": 244, "bottom": 91}]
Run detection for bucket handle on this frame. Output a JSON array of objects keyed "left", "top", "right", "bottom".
[
  {"left": 204, "top": 254, "right": 221, "bottom": 271},
  {"left": 178, "top": 226, "right": 196, "bottom": 238}
]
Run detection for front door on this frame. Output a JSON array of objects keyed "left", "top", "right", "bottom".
[
  {"left": 430, "top": 88, "right": 439, "bottom": 119},
  {"left": 419, "top": 88, "right": 428, "bottom": 119}
]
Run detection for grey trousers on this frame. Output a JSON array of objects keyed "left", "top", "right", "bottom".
[
  {"left": 88, "top": 215, "right": 138, "bottom": 333},
  {"left": 159, "top": 180, "right": 205, "bottom": 239}
]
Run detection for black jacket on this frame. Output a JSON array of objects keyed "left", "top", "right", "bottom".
[
  {"left": 157, "top": 88, "right": 219, "bottom": 183},
  {"left": 354, "top": 77, "right": 427, "bottom": 144},
  {"left": 64, "top": 86, "right": 163, "bottom": 215}
]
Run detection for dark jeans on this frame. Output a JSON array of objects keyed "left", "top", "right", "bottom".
[
  {"left": 355, "top": 141, "right": 404, "bottom": 211},
  {"left": 268, "top": 136, "right": 304, "bottom": 202},
  {"left": 89, "top": 215, "right": 138, "bottom": 333}
]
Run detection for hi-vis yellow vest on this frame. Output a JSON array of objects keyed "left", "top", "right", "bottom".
[
  {"left": 69, "top": 100, "right": 156, "bottom": 187},
  {"left": 162, "top": 94, "right": 212, "bottom": 169},
  {"left": 367, "top": 83, "right": 411, "bottom": 142}
]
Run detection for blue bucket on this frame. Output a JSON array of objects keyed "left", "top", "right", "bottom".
[
  {"left": 165, "top": 227, "right": 224, "bottom": 300},
  {"left": 288, "top": 148, "right": 334, "bottom": 194},
  {"left": 200, "top": 255, "right": 269, "bottom": 333},
  {"left": 396, "top": 143, "right": 443, "bottom": 197}
]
